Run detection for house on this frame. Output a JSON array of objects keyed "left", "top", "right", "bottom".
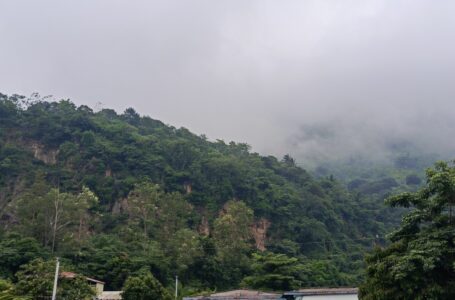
[
  {"left": 60, "top": 271, "right": 105, "bottom": 296},
  {"left": 60, "top": 271, "right": 123, "bottom": 299},
  {"left": 183, "top": 289, "right": 279, "bottom": 300},
  {"left": 280, "top": 288, "right": 358, "bottom": 300}
]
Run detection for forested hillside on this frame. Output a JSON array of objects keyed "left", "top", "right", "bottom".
[
  {"left": 0, "top": 93, "right": 401, "bottom": 295},
  {"left": 313, "top": 152, "right": 437, "bottom": 196}
]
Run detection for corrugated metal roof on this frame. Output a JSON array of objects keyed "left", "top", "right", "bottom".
[
  {"left": 183, "top": 289, "right": 279, "bottom": 300},
  {"left": 212, "top": 290, "right": 278, "bottom": 297},
  {"left": 285, "top": 288, "right": 358, "bottom": 296},
  {"left": 60, "top": 271, "right": 105, "bottom": 284}
]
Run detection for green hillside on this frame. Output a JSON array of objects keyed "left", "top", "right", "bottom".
[
  {"left": 312, "top": 142, "right": 441, "bottom": 192},
  {"left": 0, "top": 93, "right": 401, "bottom": 295}
]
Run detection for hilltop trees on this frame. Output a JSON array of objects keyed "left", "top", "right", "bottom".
[{"left": 360, "top": 161, "right": 455, "bottom": 299}]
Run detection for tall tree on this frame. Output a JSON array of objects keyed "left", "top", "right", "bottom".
[
  {"left": 73, "top": 187, "right": 99, "bottom": 243},
  {"left": 122, "top": 272, "right": 172, "bottom": 300},
  {"left": 360, "top": 161, "right": 455, "bottom": 300},
  {"left": 213, "top": 200, "right": 254, "bottom": 259},
  {"left": 241, "top": 252, "right": 304, "bottom": 291},
  {"left": 127, "top": 182, "right": 192, "bottom": 241},
  {"left": 212, "top": 200, "right": 254, "bottom": 286},
  {"left": 167, "top": 228, "right": 202, "bottom": 277},
  {"left": 15, "top": 259, "right": 94, "bottom": 300},
  {"left": 127, "top": 182, "right": 162, "bottom": 238},
  {"left": 14, "top": 259, "right": 54, "bottom": 300},
  {"left": 16, "top": 185, "right": 98, "bottom": 252},
  {"left": 15, "top": 188, "right": 70, "bottom": 252}
]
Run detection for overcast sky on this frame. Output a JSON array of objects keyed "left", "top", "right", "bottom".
[{"left": 1, "top": 0, "right": 455, "bottom": 165}]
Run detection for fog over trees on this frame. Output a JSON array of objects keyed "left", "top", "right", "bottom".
[{"left": 1, "top": 0, "right": 455, "bottom": 167}]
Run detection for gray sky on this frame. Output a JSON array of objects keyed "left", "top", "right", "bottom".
[{"left": 1, "top": 0, "right": 455, "bottom": 164}]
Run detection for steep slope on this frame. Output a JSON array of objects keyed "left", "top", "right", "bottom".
[{"left": 0, "top": 93, "right": 397, "bottom": 290}]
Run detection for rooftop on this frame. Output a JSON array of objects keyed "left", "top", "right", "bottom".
[
  {"left": 183, "top": 289, "right": 279, "bottom": 300},
  {"left": 285, "top": 288, "right": 358, "bottom": 296},
  {"left": 212, "top": 290, "right": 279, "bottom": 297},
  {"left": 60, "top": 271, "right": 105, "bottom": 285}
]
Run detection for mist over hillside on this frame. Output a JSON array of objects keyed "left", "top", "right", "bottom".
[
  {"left": 2, "top": 1, "right": 455, "bottom": 168},
  {"left": 285, "top": 112, "right": 453, "bottom": 170}
]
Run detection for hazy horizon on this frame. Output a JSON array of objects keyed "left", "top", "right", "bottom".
[{"left": 2, "top": 0, "right": 455, "bottom": 165}]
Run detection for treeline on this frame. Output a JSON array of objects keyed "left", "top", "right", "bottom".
[{"left": 0, "top": 93, "right": 398, "bottom": 297}]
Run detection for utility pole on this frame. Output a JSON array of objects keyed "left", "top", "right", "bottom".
[
  {"left": 175, "top": 275, "right": 178, "bottom": 300},
  {"left": 51, "top": 257, "right": 60, "bottom": 300}
]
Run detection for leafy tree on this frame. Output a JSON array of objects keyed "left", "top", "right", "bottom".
[
  {"left": 127, "top": 182, "right": 192, "bottom": 241},
  {"left": 122, "top": 272, "right": 172, "bottom": 300},
  {"left": 241, "top": 252, "right": 304, "bottom": 291},
  {"left": 360, "top": 161, "right": 455, "bottom": 300},
  {"left": 213, "top": 200, "right": 254, "bottom": 258},
  {"left": 0, "top": 279, "right": 30, "bottom": 300},
  {"left": 15, "top": 259, "right": 94, "bottom": 300},
  {"left": 127, "top": 182, "right": 162, "bottom": 237},
  {"left": 16, "top": 184, "right": 98, "bottom": 252},
  {"left": 212, "top": 200, "right": 254, "bottom": 287},
  {"left": 73, "top": 186, "right": 99, "bottom": 243},
  {"left": 72, "top": 235, "right": 134, "bottom": 290},
  {"left": 14, "top": 258, "right": 54, "bottom": 298},
  {"left": 0, "top": 234, "right": 49, "bottom": 279},
  {"left": 58, "top": 275, "right": 95, "bottom": 300},
  {"left": 167, "top": 229, "right": 202, "bottom": 277},
  {"left": 153, "top": 192, "right": 193, "bottom": 244},
  {"left": 13, "top": 174, "right": 50, "bottom": 244}
]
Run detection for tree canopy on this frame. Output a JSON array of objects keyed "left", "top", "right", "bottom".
[
  {"left": 360, "top": 161, "right": 455, "bottom": 299},
  {"left": 122, "top": 272, "right": 172, "bottom": 300}
]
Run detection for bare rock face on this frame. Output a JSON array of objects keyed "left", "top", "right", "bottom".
[
  {"left": 251, "top": 218, "right": 271, "bottom": 251},
  {"left": 198, "top": 216, "right": 210, "bottom": 236},
  {"left": 112, "top": 198, "right": 129, "bottom": 214},
  {"left": 105, "top": 167, "right": 113, "bottom": 177},
  {"left": 183, "top": 181, "right": 192, "bottom": 194},
  {"left": 30, "top": 142, "right": 58, "bottom": 165}
]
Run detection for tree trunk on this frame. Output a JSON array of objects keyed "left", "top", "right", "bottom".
[{"left": 51, "top": 192, "right": 60, "bottom": 254}]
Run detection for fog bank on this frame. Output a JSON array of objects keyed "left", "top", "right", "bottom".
[{"left": 1, "top": 0, "right": 455, "bottom": 165}]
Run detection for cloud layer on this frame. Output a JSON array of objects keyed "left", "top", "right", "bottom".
[{"left": 1, "top": 0, "right": 455, "bottom": 165}]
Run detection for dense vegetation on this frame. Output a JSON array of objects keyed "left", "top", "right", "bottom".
[
  {"left": 0, "top": 93, "right": 403, "bottom": 297},
  {"left": 314, "top": 150, "right": 437, "bottom": 205},
  {"left": 360, "top": 161, "right": 455, "bottom": 299}
]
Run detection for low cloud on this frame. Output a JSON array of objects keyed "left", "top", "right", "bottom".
[{"left": 1, "top": 0, "right": 455, "bottom": 166}]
